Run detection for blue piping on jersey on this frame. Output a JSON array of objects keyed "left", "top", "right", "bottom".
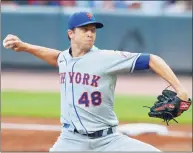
[
  {"left": 63, "top": 55, "right": 67, "bottom": 66},
  {"left": 56, "top": 52, "right": 62, "bottom": 63},
  {"left": 71, "top": 61, "right": 89, "bottom": 135},
  {"left": 130, "top": 53, "right": 141, "bottom": 73}
]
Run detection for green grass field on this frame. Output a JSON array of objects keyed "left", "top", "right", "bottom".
[{"left": 1, "top": 91, "right": 192, "bottom": 124}]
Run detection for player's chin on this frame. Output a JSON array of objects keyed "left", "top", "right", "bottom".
[{"left": 84, "top": 43, "right": 93, "bottom": 49}]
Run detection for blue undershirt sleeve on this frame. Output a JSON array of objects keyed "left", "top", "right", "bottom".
[{"left": 134, "top": 53, "right": 150, "bottom": 70}]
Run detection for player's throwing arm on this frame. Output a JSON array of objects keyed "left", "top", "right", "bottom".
[{"left": 3, "top": 34, "right": 61, "bottom": 67}]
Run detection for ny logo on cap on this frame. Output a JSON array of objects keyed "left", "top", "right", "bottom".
[{"left": 86, "top": 13, "right": 92, "bottom": 19}]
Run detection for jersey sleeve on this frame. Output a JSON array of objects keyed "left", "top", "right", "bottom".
[
  {"left": 56, "top": 52, "right": 62, "bottom": 67},
  {"left": 57, "top": 51, "right": 66, "bottom": 67},
  {"left": 102, "top": 50, "right": 149, "bottom": 74}
]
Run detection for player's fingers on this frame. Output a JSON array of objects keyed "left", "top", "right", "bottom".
[
  {"left": 3, "top": 36, "right": 11, "bottom": 45},
  {"left": 4, "top": 39, "right": 14, "bottom": 46},
  {"left": 4, "top": 40, "right": 18, "bottom": 49},
  {"left": 4, "top": 34, "right": 14, "bottom": 41},
  {"left": 3, "top": 34, "right": 19, "bottom": 44},
  {"left": 3, "top": 37, "right": 16, "bottom": 46}
]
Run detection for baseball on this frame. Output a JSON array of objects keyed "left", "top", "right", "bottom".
[{"left": 6, "top": 44, "right": 14, "bottom": 49}]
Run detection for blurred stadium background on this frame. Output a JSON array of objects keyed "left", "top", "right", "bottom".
[
  {"left": 1, "top": 0, "right": 192, "bottom": 73},
  {"left": 1, "top": 0, "right": 192, "bottom": 152}
]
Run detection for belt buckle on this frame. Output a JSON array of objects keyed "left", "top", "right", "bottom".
[
  {"left": 89, "top": 129, "right": 106, "bottom": 139},
  {"left": 88, "top": 132, "right": 98, "bottom": 139},
  {"left": 75, "top": 127, "right": 115, "bottom": 139}
]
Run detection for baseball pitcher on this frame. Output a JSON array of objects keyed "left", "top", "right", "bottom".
[{"left": 3, "top": 12, "right": 191, "bottom": 151}]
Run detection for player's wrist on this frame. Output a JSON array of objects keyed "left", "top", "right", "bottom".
[
  {"left": 22, "top": 42, "right": 31, "bottom": 52},
  {"left": 176, "top": 88, "right": 188, "bottom": 101},
  {"left": 170, "top": 84, "right": 188, "bottom": 101},
  {"left": 177, "top": 92, "right": 188, "bottom": 101}
]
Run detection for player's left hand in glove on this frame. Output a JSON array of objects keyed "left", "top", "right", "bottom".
[{"left": 144, "top": 88, "right": 192, "bottom": 126}]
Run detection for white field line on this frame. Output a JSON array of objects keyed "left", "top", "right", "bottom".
[
  {"left": 1, "top": 123, "right": 192, "bottom": 138},
  {"left": 1, "top": 123, "right": 61, "bottom": 131},
  {"left": 167, "top": 131, "right": 192, "bottom": 138}
]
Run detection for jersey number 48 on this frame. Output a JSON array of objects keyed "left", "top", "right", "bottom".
[{"left": 78, "top": 91, "right": 102, "bottom": 107}]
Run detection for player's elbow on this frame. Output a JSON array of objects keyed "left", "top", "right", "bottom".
[
  {"left": 134, "top": 54, "right": 162, "bottom": 71},
  {"left": 47, "top": 61, "right": 58, "bottom": 67},
  {"left": 149, "top": 54, "right": 167, "bottom": 69},
  {"left": 46, "top": 57, "right": 58, "bottom": 67}
]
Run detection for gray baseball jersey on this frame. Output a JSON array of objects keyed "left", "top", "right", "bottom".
[
  {"left": 57, "top": 46, "right": 141, "bottom": 134},
  {"left": 50, "top": 46, "right": 160, "bottom": 151}
]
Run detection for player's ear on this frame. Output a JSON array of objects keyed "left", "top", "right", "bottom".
[
  {"left": 67, "top": 35, "right": 71, "bottom": 41},
  {"left": 67, "top": 29, "right": 74, "bottom": 40}
]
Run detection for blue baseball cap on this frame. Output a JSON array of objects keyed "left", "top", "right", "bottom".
[{"left": 68, "top": 12, "right": 104, "bottom": 30}]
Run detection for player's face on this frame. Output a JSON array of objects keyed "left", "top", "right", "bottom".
[{"left": 71, "top": 24, "right": 96, "bottom": 50}]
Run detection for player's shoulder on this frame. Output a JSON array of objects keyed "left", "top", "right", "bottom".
[
  {"left": 57, "top": 48, "right": 69, "bottom": 61},
  {"left": 94, "top": 49, "right": 123, "bottom": 56},
  {"left": 94, "top": 48, "right": 117, "bottom": 54},
  {"left": 89, "top": 49, "right": 116, "bottom": 59},
  {"left": 59, "top": 48, "right": 69, "bottom": 56},
  {"left": 94, "top": 49, "right": 140, "bottom": 59},
  {"left": 62, "top": 48, "right": 69, "bottom": 54}
]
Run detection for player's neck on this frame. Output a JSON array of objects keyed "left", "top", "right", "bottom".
[{"left": 70, "top": 44, "right": 89, "bottom": 58}]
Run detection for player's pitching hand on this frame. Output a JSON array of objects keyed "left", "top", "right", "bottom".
[{"left": 3, "top": 34, "right": 27, "bottom": 52}]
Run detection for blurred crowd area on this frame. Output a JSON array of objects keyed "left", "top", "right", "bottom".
[{"left": 1, "top": 0, "right": 192, "bottom": 13}]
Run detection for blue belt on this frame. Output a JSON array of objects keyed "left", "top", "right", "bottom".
[{"left": 63, "top": 123, "right": 115, "bottom": 139}]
